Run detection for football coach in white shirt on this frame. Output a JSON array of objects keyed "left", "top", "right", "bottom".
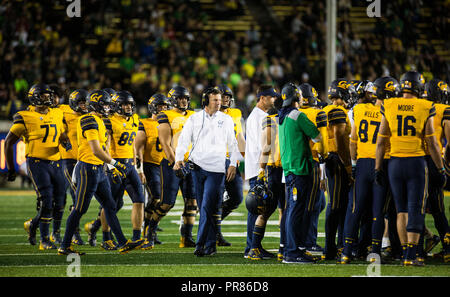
[
  {"left": 174, "top": 87, "right": 241, "bottom": 256},
  {"left": 244, "top": 84, "right": 279, "bottom": 258}
]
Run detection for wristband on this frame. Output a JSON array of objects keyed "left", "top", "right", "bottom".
[
  {"left": 351, "top": 159, "right": 357, "bottom": 166},
  {"left": 136, "top": 166, "right": 144, "bottom": 174},
  {"left": 109, "top": 159, "right": 117, "bottom": 166}
]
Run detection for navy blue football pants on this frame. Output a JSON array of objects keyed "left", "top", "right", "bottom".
[
  {"left": 27, "top": 157, "right": 65, "bottom": 240},
  {"left": 343, "top": 158, "right": 389, "bottom": 256},
  {"left": 143, "top": 162, "right": 161, "bottom": 215},
  {"left": 61, "top": 161, "right": 127, "bottom": 249},
  {"left": 108, "top": 158, "right": 145, "bottom": 212},
  {"left": 324, "top": 152, "right": 350, "bottom": 256},
  {"left": 191, "top": 165, "right": 225, "bottom": 249},
  {"left": 425, "top": 156, "right": 449, "bottom": 244},
  {"left": 388, "top": 156, "right": 427, "bottom": 234}
]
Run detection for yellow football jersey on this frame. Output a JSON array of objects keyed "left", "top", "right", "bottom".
[
  {"left": 139, "top": 118, "right": 164, "bottom": 165},
  {"left": 352, "top": 103, "right": 383, "bottom": 159},
  {"left": 77, "top": 113, "right": 108, "bottom": 165},
  {"left": 423, "top": 102, "right": 449, "bottom": 155},
  {"left": 323, "top": 104, "right": 351, "bottom": 153},
  {"left": 381, "top": 97, "right": 435, "bottom": 157},
  {"left": 157, "top": 109, "right": 195, "bottom": 159},
  {"left": 222, "top": 108, "right": 243, "bottom": 136},
  {"left": 262, "top": 114, "right": 281, "bottom": 167},
  {"left": 301, "top": 107, "right": 328, "bottom": 162},
  {"left": 58, "top": 104, "right": 80, "bottom": 160},
  {"left": 10, "top": 108, "right": 64, "bottom": 161},
  {"left": 105, "top": 113, "right": 140, "bottom": 159}
]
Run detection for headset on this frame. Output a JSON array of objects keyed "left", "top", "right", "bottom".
[{"left": 201, "top": 86, "right": 221, "bottom": 108}]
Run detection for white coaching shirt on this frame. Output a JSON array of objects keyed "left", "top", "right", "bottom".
[
  {"left": 175, "top": 110, "right": 240, "bottom": 173},
  {"left": 244, "top": 106, "right": 268, "bottom": 180}
]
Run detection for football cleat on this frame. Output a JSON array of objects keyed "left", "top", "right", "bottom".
[
  {"left": 194, "top": 246, "right": 205, "bottom": 257},
  {"left": 50, "top": 231, "right": 62, "bottom": 245},
  {"left": 179, "top": 236, "right": 196, "bottom": 248},
  {"left": 84, "top": 220, "right": 98, "bottom": 247},
  {"left": 277, "top": 246, "right": 285, "bottom": 261},
  {"left": 338, "top": 255, "right": 351, "bottom": 264},
  {"left": 216, "top": 232, "right": 232, "bottom": 247},
  {"left": 259, "top": 247, "right": 276, "bottom": 259},
  {"left": 39, "top": 240, "right": 57, "bottom": 250},
  {"left": 72, "top": 228, "right": 85, "bottom": 245},
  {"left": 57, "top": 246, "right": 85, "bottom": 256},
  {"left": 100, "top": 240, "right": 118, "bottom": 251},
  {"left": 282, "top": 256, "right": 315, "bottom": 264},
  {"left": 204, "top": 246, "right": 217, "bottom": 256},
  {"left": 24, "top": 218, "right": 37, "bottom": 245},
  {"left": 444, "top": 233, "right": 450, "bottom": 246},
  {"left": 424, "top": 235, "right": 440, "bottom": 254},
  {"left": 118, "top": 239, "right": 145, "bottom": 254},
  {"left": 140, "top": 239, "right": 155, "bottom": 250},
  {"left": 248, "top": 248, "right": 263, "bottom": 260},
  {"left": 403, "top": 259, "right": 425, "bottom": 267}
]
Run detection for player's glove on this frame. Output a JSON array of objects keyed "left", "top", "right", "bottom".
[
  {"left": 7, "top": 170, "right": 16, "bottom": 182},
  {"left": 374, "top": 169, "right": 385, "bottom": 187},
  {"left": 436, "top": 167, "right": 447, "bottom": 189},
  {"left": 110, "top": 159, "right": 127, "bottom": 178},
  {"left": 61, "top": 140, "right": 72, "bottom": 151},
  {"left": 110, "top": 168, "right": 124, "bottom": 184},
  {"left": 256, "top": 168, "right": 266, "bottom": 186}
]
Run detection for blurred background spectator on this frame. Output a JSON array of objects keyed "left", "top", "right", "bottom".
[{"left": 0, "top": 0, "right": 448, "bottom": 119}]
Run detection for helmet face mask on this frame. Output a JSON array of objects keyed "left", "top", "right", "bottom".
[
  {"left": 148, "top": 93, "right": 171, "bottom": 115},
  {"left": 28, "top": 84, "right": 54, "bottom": 107},
  {"left": 69, "top": 89, "right": 89, "bottom": 114},
  {"left": 168, "top": 86, "right": 190, "bottom": 111},
  {"left": 114, "top": 90, "right": 136, "bottom": 117},
  {"left": 218, "top": 84, "right": 234, "bottom": 109},
  {"left": 425, "top": 79, "right": 448, "bottom": 104},
  {"left": 245, "top": 184, "right": 276, "bottom": 216},
  {"left": 88, "top": 90, "right": 112, "bottom": 116}
]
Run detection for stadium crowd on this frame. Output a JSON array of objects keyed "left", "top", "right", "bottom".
[{"left": 1, "top": 0, "right": 448, "bottom": 120}]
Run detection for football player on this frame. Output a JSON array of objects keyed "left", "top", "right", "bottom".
[
  {"left": 375, "top": 71, "right": 445, "bottom": 266},
  {"left": 5, "top": 83, "right": 69, "bottom": 250},
  {"left": 423, "top": 79, "right": 450, "bottom": 262},
  {"left": 57, "top": 89, "right": 144, "bottom": 255},
  {"left": 216, "top": 84, "right": 246, "bottom": 247},
  {"left": 146, "top": 86, "right": 197, "bottom": 248},
  {"left": 247, "top": 93, "right": 284, "bottom": 261},
  {"left": 135, "top": 93, "right": 171, "bottom": 249},
  {"left": 298, "top": 83, "right": 328, "bottom": 253},
  {"left": 339, "top": 80, "right": 391, "bottom": 264},
  {"left": 53, "top": 89, "right": 90, "bottom": 246},
  {"left": 322, "top": 79, "right": 355, "bottom": 260},
  {"left": 100, "top": 90, "right": 145, "bottom": 247}
]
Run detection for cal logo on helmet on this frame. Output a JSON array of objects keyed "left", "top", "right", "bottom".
[
  {"left": 28, "top": 87, "right": 36, "bottom": 97},
  {"left": 338, "top": 80, "right": 348, "bottom": 89},
  {"left": 385, "top": 81, "right": 396, "bottom": 92},
  {"left": 312, "top": 87, "right": 318, "bottom": 98},
  {"left": 90, "top": 93, "right": 102, "bottom": 102},
  {"left": 70, "top": 91, "right": 79, "bottom": 100},
  {"left": 438, "top": 81, "right": 448, "bottom": 92}
]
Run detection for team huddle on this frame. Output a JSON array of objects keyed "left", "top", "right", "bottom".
[{"left": 4, "top": 70, "right": 450, "bottom": 266}]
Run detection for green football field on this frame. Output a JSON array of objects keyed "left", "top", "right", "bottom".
[{"left": 0, "top": 188, "right": 449, "bottom": 278}]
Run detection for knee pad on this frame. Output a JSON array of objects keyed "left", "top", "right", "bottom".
[
  {"left": 183, "top": 203, "right": 198, "bottom": 217},
  {"left": 155, "top": 203, "right": 173, "bottom": 219}
]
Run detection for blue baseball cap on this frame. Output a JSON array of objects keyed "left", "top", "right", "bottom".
[{"left": 257, "top": 88, "right": 280, "bottom": 98}]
